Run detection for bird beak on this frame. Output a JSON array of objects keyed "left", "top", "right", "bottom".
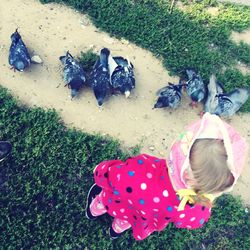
[{"left": 125, "top": 91, "right": 130, "bottom": 98}]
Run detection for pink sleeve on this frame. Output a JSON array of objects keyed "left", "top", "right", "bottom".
[{"left": 173, "top": 204, "right": 211, "bottom": 230}]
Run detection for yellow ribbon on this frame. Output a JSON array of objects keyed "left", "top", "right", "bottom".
[{"left": 176, "top": 189, "right": 215, "bottom": 211}]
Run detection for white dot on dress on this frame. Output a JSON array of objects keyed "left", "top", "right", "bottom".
[
  {"left": 163, "top": 190, "right": 169, "bottom": 197},
  {"left": 153, "top": 197, "right": 160, "bottom": 203},
  {"left": 179, "top": 213, "right": 185, "bottom": 218},
  {"left": 190, "top": 217, "right": 196, "bottom": 222},
  {"left": 120, "top": 208, "right": 125, "bottom": 213},
  {"left": 141, "top": 183, "right": 147, "bottom": 190},
  {"left": 146, "top": 173, "right": 153, "bottom": 179}
]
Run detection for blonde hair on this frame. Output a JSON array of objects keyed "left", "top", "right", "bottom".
[{"left": 189, "top": 139, "right": 234, "bottom": 206}]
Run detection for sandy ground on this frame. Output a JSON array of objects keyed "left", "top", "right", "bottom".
[{"left": 0, "top": 0, "right": 250, "bottom": 204}]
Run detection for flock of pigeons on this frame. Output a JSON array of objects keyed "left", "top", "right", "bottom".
[
  {"left": 9, "top": 29, "right": 135, "bottom": 106},
  {"left": 154, "top": 69, "right": 250, "bottom": 117},
  {"left": 8, "top": 29, "right": 250, "bottom": 117}
]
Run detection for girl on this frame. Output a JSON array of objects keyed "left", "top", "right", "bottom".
[{"left": 85, "top": 113, "right": 248, "bottom": 240}]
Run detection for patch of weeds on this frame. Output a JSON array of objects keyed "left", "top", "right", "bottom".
[{"left": 78, "top": 49, "right": 98, "bottom": 73}]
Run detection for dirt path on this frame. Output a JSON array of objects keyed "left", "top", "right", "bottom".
[
  {"left": 0, "top": 0, "right": 250, "bottom": 204},
  {"left": 219, "top": 0, "right": 250, "bottom": 6}
]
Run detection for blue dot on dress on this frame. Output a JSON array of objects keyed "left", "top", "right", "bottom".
[
  {"left": 128, "top": 171, "right": 135, "bottom": 176},
  {"left": 167, "top": 206, "right": 173, "bottom": 212},
  {"left": 139, "top": 199, "right": 145, "bottom": 205},
  {"left": 138, "top": 159, "right": 143, "bottom": 164}
]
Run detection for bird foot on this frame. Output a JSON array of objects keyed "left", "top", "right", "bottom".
[
  {"left": 189, "top": 101, "right": 198, "bottom": 108},
  {"left": 10, "top": 66, "right": 16, "bottom": 72},
  {"left": 199, "top": 111, "right": 205, "bottom": 118}
]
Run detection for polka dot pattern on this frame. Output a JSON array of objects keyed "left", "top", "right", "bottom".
[{"left": 93, "top": 154, "right": 211, "bottom": 240}]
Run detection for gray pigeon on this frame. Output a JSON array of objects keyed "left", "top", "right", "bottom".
[
  {"left": 185, "top": 69, "right": 206, "bottom": 107},
  {"left": 89, "top": 48, "right": 110, "bottom": 106},
  {"left": 9, "top": 29, "right": 31, "bottom": 72},
  {"left": 205, "top": 75, "right": 250, "bottom": 116},
  {"left": 109, "top": 56, "right": 135, "bottom": 98},
  {"left": 154, "top": 83, "right": 183, "bottom": 109},
  {"left": 59, "top": 51, "right": 86, "bottom": 99}
]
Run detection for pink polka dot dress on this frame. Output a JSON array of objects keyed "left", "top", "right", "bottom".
[{"left": 94, "top": 154, "right": 211, "bottom": 240}]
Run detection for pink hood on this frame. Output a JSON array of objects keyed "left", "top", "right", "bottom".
[{"left": 167, "top": 112, "right": 248, "bottom": 192}]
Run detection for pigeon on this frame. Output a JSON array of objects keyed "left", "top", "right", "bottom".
[
  {"left": 59, "top": 51, "right": 86, "bottom": 99},
  {"left": 108, "top": 56, "right": 135, "bottom": 98},
  {"left": 214, "top": 88, "right": 250, "bottom": 117},
  {"left": 153, "top": 83, "right": 183, "bottom": 109},
  {"left": 8, "top": 29, "right": 31, "bottom": 72},
  {"left": 184, "top": 69, "right": 206, "bottom": 107},
  {"left": 89, "top": 48, "right": 110, "bottom": 106},
  {"left": 205, "top": 75, "right": 250, "bottom": 117}
]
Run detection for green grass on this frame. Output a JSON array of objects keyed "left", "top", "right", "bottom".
[
  {"left": 0, "top": 86, "right": 249, "bottom": 249},
  {"left": 40, "top": 0, "right": 250, "bottom": 111},
  {"left": 78, "top": 49, "right": 98, "bottom": 74},
  {"left": 2, "top": 0, "right": 250, "bottom": 248}
]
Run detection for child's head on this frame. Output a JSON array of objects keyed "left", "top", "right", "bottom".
[{"left": 187, "top": 138, "right": 234, "bottom": 205}]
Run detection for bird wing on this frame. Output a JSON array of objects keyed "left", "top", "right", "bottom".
[
  {"left": 108, "top": 55, "right": 119, "bottom": 82},
  {"left": 64, "top": 59, "right": 86, "bottom": 84},
  {"left": 215, "top": 96, "right": 233, "bottom": 116},
  {"left": 156, "top": 85, "right": 172, "bottom": 96},
  {"left": 9, "top": 39, "right": 31, "bottom": 66},
  {"left": 186, "top": 74, "right": 206, "bottom": 102},
  {"left": 204, "top": 74, "right": 218, "bottom": 113},
  {"left": 226, "top": 88, "right": 249, "bottom": 114}
]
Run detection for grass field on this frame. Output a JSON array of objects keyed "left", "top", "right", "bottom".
[
  {"left": 1, "top": 0, "right": 250, "bottom": 248},
  {"left": 0, "top": 88, "right": 249, "bottom": 249}
]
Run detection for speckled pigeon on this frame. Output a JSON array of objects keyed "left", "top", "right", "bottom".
[
  {"left": 154, "top": 83, "right": 183, "bottom": 109},
  {"left": 109, "top": 56, "right": 135, "bottom": 98},
  {"left": 89, "top": 48, "right": 110, "bottom": 106},
  {"left": 9, "top": 29, "right": 31, "bottom": 72}
]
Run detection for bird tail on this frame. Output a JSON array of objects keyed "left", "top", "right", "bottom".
[
  {"left": 66, "top": 51, "right": 74, "bottom": 59},
  {"left": 100, "top": 48, "right": 110, "bottom": 68}
]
